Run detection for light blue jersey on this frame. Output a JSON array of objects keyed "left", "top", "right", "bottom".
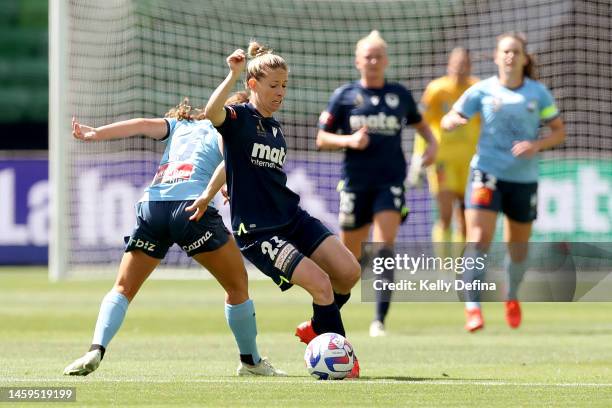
[
  {"left": 453, "top": 76, "right": 559, "bottom": 182},
  {"left": 140, "top": 118, "right": 223, "bottom": 202}
]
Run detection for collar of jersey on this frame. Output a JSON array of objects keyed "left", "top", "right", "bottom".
[{"left": 246, "top": 102, "right": 280, "bottom": 126}]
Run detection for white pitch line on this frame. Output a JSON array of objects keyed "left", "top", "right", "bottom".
[{"left": 1, "top": 378, "right": 611, "bottom": 388}]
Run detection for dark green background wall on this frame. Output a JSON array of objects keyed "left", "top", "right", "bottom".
[{"left": 0, "top": 0, "right": 48, "bottom": 149}]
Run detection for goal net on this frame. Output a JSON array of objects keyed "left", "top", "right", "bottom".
[{"left": 49, "top": 0, "right": 612, "bottom": 279}]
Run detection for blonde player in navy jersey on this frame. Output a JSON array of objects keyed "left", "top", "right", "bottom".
[
  {"left": 442, "top": 32, "right": 566, "bottom": 332},
  {"left": 316, "top": 30, "right": 438, "bottom": 337},
  {"left": 63, "top": 99, "right": 286, "bottom": 377},
  {"left": 193, "top": 41, "right": 361, "bottom": 377}
]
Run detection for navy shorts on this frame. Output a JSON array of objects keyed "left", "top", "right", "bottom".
[
  {"left": 464, "top": 168, "right": 538, "bottom": 223},
  {"left": 124, "top": 201, "right": 230, "bottom": 259},
  {"left": 235, "top": 208, "right": 333, "bottom": 291},
  {"left": 338, "top": 184, "right": 409, "bottom": 230}
]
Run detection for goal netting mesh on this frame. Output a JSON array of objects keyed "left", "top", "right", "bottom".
[{"left": 51, "top": 0, "right": 611, "bottom": 279}]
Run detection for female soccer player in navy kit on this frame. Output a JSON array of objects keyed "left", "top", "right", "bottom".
[
  {"left": 198, "top": 42, "right": 361, "bottom": 377},
  {"left": 316, "top": 31, "right": 438, "bottom": 337},
  {"left": 63, "top": 100, "right": 285, "bottom": 377},
  {"left": 441, "top": 32, "right": 566, "bottom": 331}
]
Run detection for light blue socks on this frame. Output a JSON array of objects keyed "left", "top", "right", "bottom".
[
  {"left": 225, "top": 299, "right": 261, "bottom": 365},
  {"left": 92, "top": 290, "right": 129, "bottom": 348}
]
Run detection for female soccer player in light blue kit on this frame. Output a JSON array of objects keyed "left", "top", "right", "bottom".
[
  {"left": 63, "top": 100, "right": 285, "bottom": 376},
  {"left": 442, "top": 32, "right": 566, "bottom": 332}
]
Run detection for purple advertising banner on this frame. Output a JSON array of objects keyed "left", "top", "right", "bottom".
[{"left": 0, "top": 158, "right": 49, "bottom": 264}]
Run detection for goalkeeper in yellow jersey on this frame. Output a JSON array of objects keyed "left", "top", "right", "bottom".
[{"left": 411, "top": 48, "right": 480, "bottom": 249}]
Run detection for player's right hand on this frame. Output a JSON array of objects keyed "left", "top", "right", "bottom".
[
  {"left": 72, "top": 117, "right": 98, "bottom": 140},
  {"left": 220, "top": 186, "right": 230, "bottom": 205},
  {"left": 227, "top": 49, "right": 246, "bottom": 75},
  {"left": 347, "top": 127, "right": 369, "bottom": 150},
  {"left": 440, "top": 110, "right": 468, "bottom": 131},
  {"left": 185, "top": 195, "right": 212, "bottom": 222}
]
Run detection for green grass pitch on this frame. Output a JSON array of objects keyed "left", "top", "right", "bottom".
[{"left": 1, "top": 267, "right": 611, "bottom": 407}]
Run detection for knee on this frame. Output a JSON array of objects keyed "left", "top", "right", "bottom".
[
  {"left": 335, "top": 255, "right": 361, "bottom": 290},
  {"left": 112, "top": 284, "right": 135, "bottom": 303},
  {"left": 224, "top": 283, "right": 249, "bottom": 305},
  {"left": 304, "top": 271, "right": 334, "bottom": 304},
  {"left": 346, "top": 256, "right": 361, "bottom": 287}
]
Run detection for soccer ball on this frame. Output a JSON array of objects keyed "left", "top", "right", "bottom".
[{"left": 304, "top": 333, "right": 354, "bottom": 380}]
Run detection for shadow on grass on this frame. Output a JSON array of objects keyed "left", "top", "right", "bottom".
[{"left": 359, "top": 376, "right": 495, "bottom": 382}]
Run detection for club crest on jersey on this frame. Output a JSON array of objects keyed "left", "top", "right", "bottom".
[
  {"left": 370, "top": 95, "right": 380, "bottom": 106},
  {"left": 527, "top": 100, "right": 537, "bottom": 112},
  {"left": 272, "top": 127, "right": 278, "bottom": 138},
  {"left": 385, "top": 93, "right": 399, "bottom": 109}
]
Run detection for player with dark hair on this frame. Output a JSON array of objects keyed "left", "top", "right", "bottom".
[{"left": 441, "top": 32, "right": 566, "bottom": 331}]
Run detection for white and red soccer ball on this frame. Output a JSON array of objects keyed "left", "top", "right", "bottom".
[{"left": 304, "top": 333, "right": 354, "bottom": 380}]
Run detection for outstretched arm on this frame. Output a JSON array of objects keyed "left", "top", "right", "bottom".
[
  {"left": 185, "top": 162, "right": 227, "bottom": 221},
  {"left": 204, "top": 49, "right": 247, "bottom": 126},
  {"left": 72, "top": 117, "right": 168, "bottom": 141}
]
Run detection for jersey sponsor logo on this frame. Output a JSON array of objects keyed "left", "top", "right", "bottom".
[
  {"left": 384, "top": 93, "right": 399, "bottom": 109},
  {"left": 319, "top": 111, "right": 334, "bottom": 127},
  {"left": 251, "top": 142, "right": 287, "bottom": 168},
  {"left": 182, "top": 230, "right": 213, "bottom": 252},
  {"left": 151, "top": 162, "right": 194, "bottom": 185},
  {"left": 274, "top": 242, "right": 299, "bottom": 273},
  {"left": 349, "top": 113, "right": 401, "bottom": 135},
  {"left": 128, "top": 238, "right": 156, "bottom": 252}
]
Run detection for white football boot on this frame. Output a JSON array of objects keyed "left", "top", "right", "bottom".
[
  {"left": 237, "top": 357, "right": 287, "bottom": 376},
  {"left": 63, "top": 349, "right": 102, "bottom": 376},
  {"left": 369, "top": 320, "right": 387, "bottom": 337}
]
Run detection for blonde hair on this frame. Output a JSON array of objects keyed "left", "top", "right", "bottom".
[
  {"left": 355, "top": 30, "right": 387, "bottom": 55},
  {"left": 245, "top": 41, "right": 288, "bottom": 88},
  {"left": 496, "top": 32, "right": 538, "bottom": 79},
  {"left": 164, "top": 97, "right": 205, "bottom": 121}
]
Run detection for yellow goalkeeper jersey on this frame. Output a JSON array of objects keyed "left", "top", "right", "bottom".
[{"left": 414, "top": 75, "right": 480, "bottom": 162}]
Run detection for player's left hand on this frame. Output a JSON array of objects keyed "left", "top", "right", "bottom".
[
  {"left": 512, "top": 140, "right": 539, "bottom": 158},
  {"left": 185, "top": 195, "right": 212, "bottom": 222}
]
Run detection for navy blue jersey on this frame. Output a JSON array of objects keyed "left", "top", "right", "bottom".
[
  {"left": 319, "top": 81, "right": 422, "bottom": 191},
  {"left": 216, "top": 103, "right": 300, "bottom": 234}
]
